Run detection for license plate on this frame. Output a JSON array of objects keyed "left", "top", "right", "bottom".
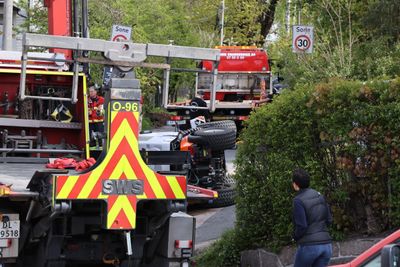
[
  {"left": 166, "top": 120, "right": 186, "bottom": 125},
  {"left": 0, "top": 220, "right": 20, "bottom": 239}
]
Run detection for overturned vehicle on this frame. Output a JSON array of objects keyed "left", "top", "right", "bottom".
[{"left": 140, "top": 120, "right": 237, "bottom": 207}]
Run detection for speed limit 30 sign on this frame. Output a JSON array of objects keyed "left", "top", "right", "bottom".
[{"left": 292, "top": 25, "right": 314, "bottom": 53}]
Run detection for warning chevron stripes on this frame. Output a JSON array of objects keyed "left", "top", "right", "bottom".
[{"left": 55, "top": 110, "right": 187, "bottom": 229}]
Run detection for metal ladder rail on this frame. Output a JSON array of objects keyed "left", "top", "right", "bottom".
[{"left": 19, "top": 33, "right": 220, "bottom": 111}]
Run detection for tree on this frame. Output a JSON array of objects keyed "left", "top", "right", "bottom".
[
  {"left": 223, "top": 0, "right": 281, "bottom": 46},
  {"left": 15, "top": 0, "right": 48, "bottom": 34},
  {"left": 269, "top": 0, "right": 400, "bottom": 88},
  {"left": 363, "top": 0, "right": 400, "bottom": 44},
  {"left": 191, "top": 0, "right": 281, "bottom": 46},
  {"left": 259, "top": 0, "right": 280, "bottom": 40}
]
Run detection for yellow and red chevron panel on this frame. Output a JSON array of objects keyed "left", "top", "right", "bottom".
[{"left": 54, "top": 110, "right": 187, "bottom": 230}]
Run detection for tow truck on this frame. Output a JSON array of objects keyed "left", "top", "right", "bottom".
[
  {"left": 165, "top": 46, "right": 275, "bottom": 130},
  {"left": 0, "top": 34, "right": 220, "bottom": 267},
  {"left": 0, "top": 1, "right": 221, "bottom": 266}
]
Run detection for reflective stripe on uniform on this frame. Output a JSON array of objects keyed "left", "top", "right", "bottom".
[{"left": 89, "top": 119, "right": 104, "bottom": 123}]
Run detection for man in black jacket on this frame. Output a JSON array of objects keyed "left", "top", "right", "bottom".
[{"left": 292, "top": 168, "right": 333, "bottom": 267}]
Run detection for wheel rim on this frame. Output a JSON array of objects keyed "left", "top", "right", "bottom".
[{"left": 201, "top": 128, "right": 225, "bottom": 134}]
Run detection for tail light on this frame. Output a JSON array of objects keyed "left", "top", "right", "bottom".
[
  {"left": 170, "top": 115, "right": 183, "bottom": 121},
  {"left": 175, "top": 240, "right": 193, "bottom": 249}
]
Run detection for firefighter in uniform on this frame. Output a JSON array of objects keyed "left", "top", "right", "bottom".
[{"left": 88, "top": 85, "right": 105, "bottom": 147}]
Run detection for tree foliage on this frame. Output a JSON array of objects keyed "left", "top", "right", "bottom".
[
  {"left": 228, "top": 0, "right": 280, "bottom": 46},
  {"left": 269, "top": 0, "right": 400, "bottom": 87},
  {"left": 87, "top": 0, "right": 204, "bottom": 111},
  {"left": 244, "top": 77, "right": 400, "bottom": 238},
  {"left": 198, "top": 1, "right": 400, "bottom": 266},
  {"left": 15, "top": 0, "right": 48, "bottom": 34},
  {"left": 198, "top": 77, "right": 400, "bottom": 266}
]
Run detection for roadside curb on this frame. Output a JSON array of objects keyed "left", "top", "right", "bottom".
[{"left": 241, "top": 237, "right": 383, "bottom": 267}]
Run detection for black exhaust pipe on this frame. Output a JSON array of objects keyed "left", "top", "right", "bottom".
[
  {"left": 73, "top": 0, "right": 80, "bottom": 37},
  {"left": 81, "top": 0, "right": 89, "bottom": 39}
]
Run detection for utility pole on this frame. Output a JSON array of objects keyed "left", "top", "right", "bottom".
[
  {"left": 3, "top": 0, "right": 13, "bottom": 51},
  {"left": 285, "top": 0, "right": 291, "bottom": 34},
  {"left": 219, "top": 0, "right": 225, "bottom": 46},
  {"left": 297, "top": 0, "right": 302, "bottom": 25}
]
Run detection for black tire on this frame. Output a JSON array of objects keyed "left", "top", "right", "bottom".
[
  {"left": 188, "top": 127, "right": 236, "bottom": 151},
  {"left": 189, "top": 97, "right": 210, "bottom": 120},
  {"left": 208, "top": 174, "right": 236, "bottom": 208},
  {"left": 197, "top": 120, "right": 237, "bottom": 134}
]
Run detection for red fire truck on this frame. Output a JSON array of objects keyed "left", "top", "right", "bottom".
[{"left": 166, "top": 46, "right": 273, "bottom": 129}]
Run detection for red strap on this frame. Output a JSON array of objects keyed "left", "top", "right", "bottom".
[
  {"left": 75, "top": 158, "right": 97, "bottom": 171},
  {"left": 47, "top": 158, "right": 96, "bottom": 171}
]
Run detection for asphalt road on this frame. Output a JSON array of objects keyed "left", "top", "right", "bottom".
[
  {"left": 191, "top": 205, "right": 236, "bottom": 244},
  {"left": 149, "top": 126, "right": 238, "bottom": 248},
  {"left": 190, "top": 149, "right": 237, "bottom": 247}
]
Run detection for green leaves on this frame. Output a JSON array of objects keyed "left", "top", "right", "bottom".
[
  {"left": 86, "top": 0, "right": 204, "bottom": 110},
  {"left": 270, "top": 1, "right": 400, "bottom": 88},
  {"left": 15, "top": 0, "right": 48, "bottom": 34},
  {"left": 199, "top": 78, "right": 400, "bottom": 266}
]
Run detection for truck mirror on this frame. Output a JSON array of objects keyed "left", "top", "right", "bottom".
[{"left": 381, "top": 244, "right": 400, "bottom": 267}]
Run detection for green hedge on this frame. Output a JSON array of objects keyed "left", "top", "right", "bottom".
[{"left": 197, "top": 78, "right": 400, "bottom": 266}]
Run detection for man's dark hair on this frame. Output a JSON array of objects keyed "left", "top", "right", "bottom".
[
  {"left": 292, "top": 168, "right": 310, "bottom": 189},
  {"left": 89, "top": 83, "right": 100, "bottom": 91}
]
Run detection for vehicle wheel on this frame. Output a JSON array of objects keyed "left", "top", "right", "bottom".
[
  {"left": 197, "top": 120, "right": 237, "bottom": 134},
  {"left": 208, "top": 174, "right": 236, "bottom": 208},
  {"left": 188, "top": 128, "right": 236, "bottom": 151},
  {"left": 189, "top": 97, "right": 210, "bottom": 120}
]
